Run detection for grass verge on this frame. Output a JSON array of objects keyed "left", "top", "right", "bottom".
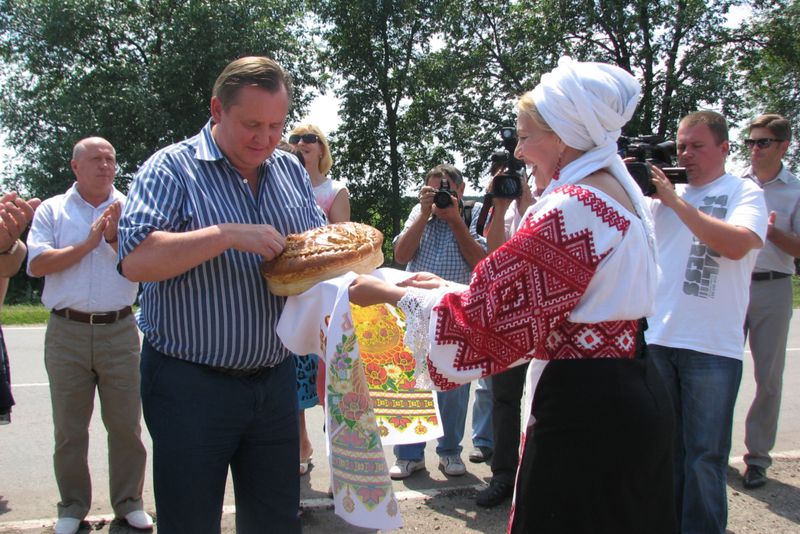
[{"left": 1, "top": 304, "right": 51, "bottom": 325}]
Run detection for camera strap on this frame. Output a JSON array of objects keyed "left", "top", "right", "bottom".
[{"left": 474, "top": 193, "right": 494, "bottom": 237}]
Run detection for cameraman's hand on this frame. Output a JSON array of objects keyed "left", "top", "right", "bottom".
[
  {"left": 517, "top": 178, "right": 534, "bottom": 215},
  {"left": 434, "top": 195, "right": 461, "bottom": 225},
  {"left": 418, "top": 186, "right": 435, "bottom": 217},
  {"left": 650, "top": 164, "right": 679, "bottom": 207}
]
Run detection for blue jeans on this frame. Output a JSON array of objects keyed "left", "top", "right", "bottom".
[
  {"left": 471, "top": 377, "right": 494, "bottom": 449},
  {"left": 396, "top": 383, "right": 470, "bottom": 460},
  {"left": 140, "top": 339, "right": 300, "bottom": 534},
  {"left": 648, "top": 345, "right": 742, "bottom": 534}
]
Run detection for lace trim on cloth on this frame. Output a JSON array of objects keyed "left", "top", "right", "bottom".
[{"left": 397, "top": 287, "right": 446, "bottom": 391}]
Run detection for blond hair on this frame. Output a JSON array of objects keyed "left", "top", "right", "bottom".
[
  {"left": 517, "top": 91, "right": 554, "bottom": 133},
  {"left": 290, "top": 123, "right": 333, "bottom": 175}
]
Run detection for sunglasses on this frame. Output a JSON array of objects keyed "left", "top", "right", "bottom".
[
  {"left": 744, "top": 138, "right": 785, "bottom": 149},
  {"left": 288, "top": 133, "right": 320, "bottom": 144}
]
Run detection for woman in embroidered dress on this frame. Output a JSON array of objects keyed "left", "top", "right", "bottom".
[
  {"left": 349, "top": 58, "right": 675, "bottom": 534},
  {"left": 287, "top": 124, "right": 350, "bottom": 475}
]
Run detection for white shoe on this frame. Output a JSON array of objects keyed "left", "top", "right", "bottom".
[
  {"left": 125, "top": 510, "right": 154, "bottom": 530},
  {"left": 54, "top": 517, "right": 81, "bottom": 534},
  {"left": 439, "top": 454, "right": 466, "bottom": 476},
  {"left": 388, "top": 458, "right": 426, "bottom": 480}
]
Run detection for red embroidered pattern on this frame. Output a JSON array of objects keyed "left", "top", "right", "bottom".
[
  {"left": 428, "top": 189, "right": 632, "bottom": 389},
  {"left": 538, "top": 319, "right": 638, "bottom": 360},
  {"left": 555, "top": 184, "right": 632, "bottom": 233}
]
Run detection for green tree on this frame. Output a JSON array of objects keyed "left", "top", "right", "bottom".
[
  {"left": 0, "top": 0, "right": 321, "bottom": 200},
  {"left": 417, "top": 0, "right": 745, "bottom": 185},
  {"left": 311, "top": 0, "right": 446, "bottom": 255},
  {"left": 736, "top": 0, "right": 800, "bottom": 167}
]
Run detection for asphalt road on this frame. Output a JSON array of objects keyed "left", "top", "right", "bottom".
[{"left": 1, "top": 315, "right": 799, "bottom": 532}]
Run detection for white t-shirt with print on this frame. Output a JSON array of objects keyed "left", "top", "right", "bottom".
[{"left": 645, "top": 173, "right": 768, "bottom": 360}]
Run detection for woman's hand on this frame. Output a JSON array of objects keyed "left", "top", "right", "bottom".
[
  {"left": 349, "top": 275, "right": 406, "bottom": 307},
  {"left": 398, "top": 272, "right": 446, "bottom": 290}
]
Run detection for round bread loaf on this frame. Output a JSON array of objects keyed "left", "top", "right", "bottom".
[{"left": 261, "top": 222, "right": 384, "bottom": 296}]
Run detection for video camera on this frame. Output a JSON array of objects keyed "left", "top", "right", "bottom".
[
  {"left": 490, "top": 127, "right": 526, "bottom": 199},
  {"left": 433, "top": 178, "right": 455, "bottom": 209},
  {"left": 618, "top": 135, "right": 688, "bottom": 196}
]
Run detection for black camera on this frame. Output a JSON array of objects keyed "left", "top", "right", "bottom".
[
  {"left": 433, "top": 178, "right": 455, "bottom": 209},
  {"left": 618, "top": 135, "right": 688, "bottom": 196},
  {"left": 490, "top": 127, "right": 526, "bottom": 199}
]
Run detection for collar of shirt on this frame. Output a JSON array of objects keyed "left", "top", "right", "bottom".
[
  {"left": 64, "top": 182, "right": 121, "bottom": 208},
  {"left": 742, "top": 162, "right": 796, "bottom": 187}
]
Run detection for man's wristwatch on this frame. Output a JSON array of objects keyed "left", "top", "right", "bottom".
[{"left": 0, "top": 240, "right": 19, "bottom": 255}]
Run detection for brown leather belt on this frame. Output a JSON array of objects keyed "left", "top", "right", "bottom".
[
  {"left": 52, "top": 306, "right": 133, "bottom": 325},
  {"left": 751, "top": 271, "right": 791, "bottom": 281}
]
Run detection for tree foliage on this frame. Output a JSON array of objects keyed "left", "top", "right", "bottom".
[
  {"left": 736, "top": 0, "right": 800, "bottom": 168},
  {"left": 414, "top": 0, "right": 745, "bottom": 185},
  {"left": 0, "top": 0, "right": 321, "bottom": 199},
  {"left": 311, "top": 0, "right": 447, "bottom": 251}
]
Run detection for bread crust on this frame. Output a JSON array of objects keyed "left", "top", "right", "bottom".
[{"left": 261, "top": 222, "right": 384, "bottom": 296}]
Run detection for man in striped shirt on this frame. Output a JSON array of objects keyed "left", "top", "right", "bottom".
[{"left": 118, "top": 57, "right": 324, "bottom": 534}]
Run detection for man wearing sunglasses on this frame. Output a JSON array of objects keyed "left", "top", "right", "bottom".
[{"left": 739, "top": 114, "right": 800, "bottom": 489}]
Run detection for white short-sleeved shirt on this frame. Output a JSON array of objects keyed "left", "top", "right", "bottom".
[
  {"left": 645, "top": 173, "right": 768, "bottom": 359},
  {"left": 26, "top": 184, "right": 138, "bottom": 312}
]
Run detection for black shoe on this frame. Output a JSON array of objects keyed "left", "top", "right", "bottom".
[
  {"left": 743, "top": 465, "right": 768, "bottom": 489},
  {"left": 468, "top": 446, "right": 494, "bottom": 464},
  {"left": 476, "top": 479, "right": 513, "bottom": 507}
]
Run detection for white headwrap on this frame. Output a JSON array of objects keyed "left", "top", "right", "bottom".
[{"left": 533, "top": 56, "right": 657, "bottom": 261}]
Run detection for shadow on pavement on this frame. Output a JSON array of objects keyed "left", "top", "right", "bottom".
[{"left": 727, "top": 462, "right": 800, "bottom": 528}]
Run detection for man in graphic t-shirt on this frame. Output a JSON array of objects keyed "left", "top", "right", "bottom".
[{"left": 646, "top": 110, "right": 768, "bottom": 534}]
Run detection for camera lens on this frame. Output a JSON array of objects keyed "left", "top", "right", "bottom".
[{"left": 434, "top": 191, "right": 453, "bottom": 208}]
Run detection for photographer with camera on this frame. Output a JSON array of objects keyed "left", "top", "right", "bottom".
[
  {"left": 391, "top": 164, "right": 492, "bottom": 479},
  {"left": 646, "top": 110, "right": 768, "bottom": 534}
]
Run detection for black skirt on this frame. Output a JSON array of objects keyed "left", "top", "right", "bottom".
[{"left": 510, "top": 357, "right": 676, "bottom": 534}]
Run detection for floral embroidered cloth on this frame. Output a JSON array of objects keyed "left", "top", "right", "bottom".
[
  {"left": 277, "top": 268, "right": 442, "bottom": 530},
  {"left": 350, "top": 303, "right": 442, "bottom": 444}
]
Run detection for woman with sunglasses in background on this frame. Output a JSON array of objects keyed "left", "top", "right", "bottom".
[
  {"left": 289, "top": 124, "right": 350, "bottom": 223},
  {"left": 287, "top": 124, "right": 350, "bottom": 476}
]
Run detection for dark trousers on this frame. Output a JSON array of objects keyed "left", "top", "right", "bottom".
[
  {"left": 140, "top": 339, "right": 300, "bottom": 534},
  {"left": 489, "top": 362, "right": 528, "bottom": 485}
]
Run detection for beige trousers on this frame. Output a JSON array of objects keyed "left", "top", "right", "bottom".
[
  {"left": 744, "top": 276, "right": 793, "bottom": 469},
  {"left": 45, "top": 312, "right": 146, "bottom": 519}
]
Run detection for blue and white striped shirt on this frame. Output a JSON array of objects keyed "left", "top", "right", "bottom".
[{"left": 118, "top": 120, "right": 325, "bottom": 368}]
